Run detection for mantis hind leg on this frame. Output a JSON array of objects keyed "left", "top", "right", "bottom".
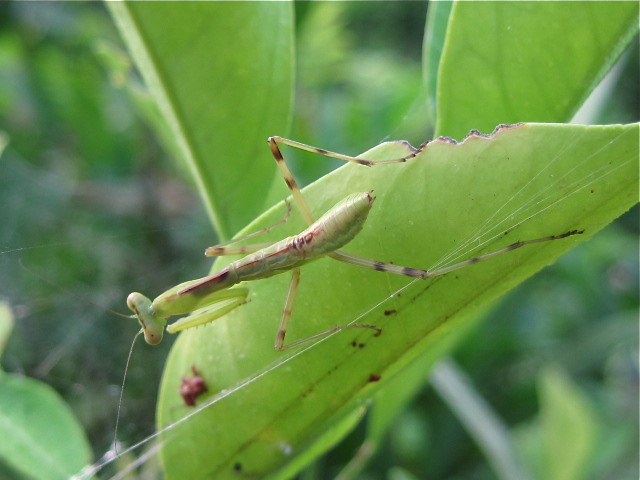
[
  {"left": 328, "top": 229, "right": 584, "bottom": 280},
  {"left": 274, "top": 268, "right": 380, "bottom": 351}
]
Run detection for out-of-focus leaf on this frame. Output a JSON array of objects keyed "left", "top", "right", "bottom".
[
  {"left": 0, "top": 304, "right": 92, "bottom": 480},
  {"left": 430, "top": 359, "right": 530, "bottom": 480},
  {"left": 0, "top": 301, "right": 13, "bottom": 361},
  {"left": 539, "top": 367, "right": 597, "bottom": 480}
]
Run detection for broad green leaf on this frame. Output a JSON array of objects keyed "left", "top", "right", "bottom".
[
  {"left": 0, "top": 376, "right": 93, "bottom": 480},
  {"left": 275, "top": 405, "right": 366, "bottom": 480},
  {"left": 336, "top": 349, "right": 451, "bottom": 480},
  {"left": 369, "top": 352, "right": 439, "bottom": 447},
  {"left": 106, "top": 2, "right": 294, "bottom": 239},
  {"left": 360, "top": 320, "right": 470, "bottom": 460},
  {"left": 539, "top": 367, "right": 597, "bottom": 480},
  {"left": 155, "top": 123, "right": 638, "bottom": 478},
  {"left": 436, "top": 2, "right": 639, "bottom": 138},
  {"left": 0, "top": 306, "right": 92, "bottom": 480},
  {"left": 364, "top": 5, "right": 637, "bottom": 473}
]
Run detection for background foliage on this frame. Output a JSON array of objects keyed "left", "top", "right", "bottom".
[{"left": 0, "top": 2, "right": 637, "bottom": 479}]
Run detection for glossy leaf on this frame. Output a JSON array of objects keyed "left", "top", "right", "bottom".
[
  {"left": 106, "top": 2, "right": 294, "bottom": 239},
  {"left": 436, "top": 2, "right": 639, "bottom": 138},
  {"left": 156, "top": 122, "right": 638, "bottom": 478}
]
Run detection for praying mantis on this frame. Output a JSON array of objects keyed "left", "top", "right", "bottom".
[{"left": 127, "top": 136, "right": 582, "bottom": 349}]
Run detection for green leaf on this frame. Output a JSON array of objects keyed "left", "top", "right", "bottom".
[
  {"left": 335, "top": 350, "right": 449, "bottom": 480},
  {"left": 0, "top": 131, "right": 8, "bottom": 160},
  {"left": 0, "top": 301, "right": 13, "bottom": 362},
  {"left": 436, "top": 2, "right": 639, "bottom": 138},
  {"left": 358, "top": 5, "right": 638, "bottom": 473},
  {"left": 275, "top": 405, "right": 366, "bottom": 480},
  {"left": 106, "top": 2, "right": 294, "bottom": 239},
  {"left": 93, "top": 39, "right": 185, "bottom": 165},
  {"left": 422, "top": 0, "right": 453, "bottom": 121},
  {"left": 539, "top": 367, "right": 597, "bottom": 480},
  {"left": 0, "top": 306, "right": 92, "bottom": 480},
  {"left": 155, "top": 122, "right": 638, "bottom": 478},
  {"left": 387, "top": 467, "right": 421, "bottom": 480}
]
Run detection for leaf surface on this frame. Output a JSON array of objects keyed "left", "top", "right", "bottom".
[
  {"left": 107, "top": 2, "right": 294, "bottom": 239},
  {"left": 156, "top": 122, "right": 638, "bottom": 478},
  {"left": 436, "top": 2, "right": 639, "bottom": 138}
]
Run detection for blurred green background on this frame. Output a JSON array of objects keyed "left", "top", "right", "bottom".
[{"left": 0, "top": 2, "right": 637, "bottom": 479}]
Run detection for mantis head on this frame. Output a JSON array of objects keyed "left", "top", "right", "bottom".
[{"left": 127, "top": 292, "right": 167, "bottom": 345}]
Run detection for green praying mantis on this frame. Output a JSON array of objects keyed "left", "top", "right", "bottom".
[{"left": 127, "top": 136, "right": 583, "bottom": 349}]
